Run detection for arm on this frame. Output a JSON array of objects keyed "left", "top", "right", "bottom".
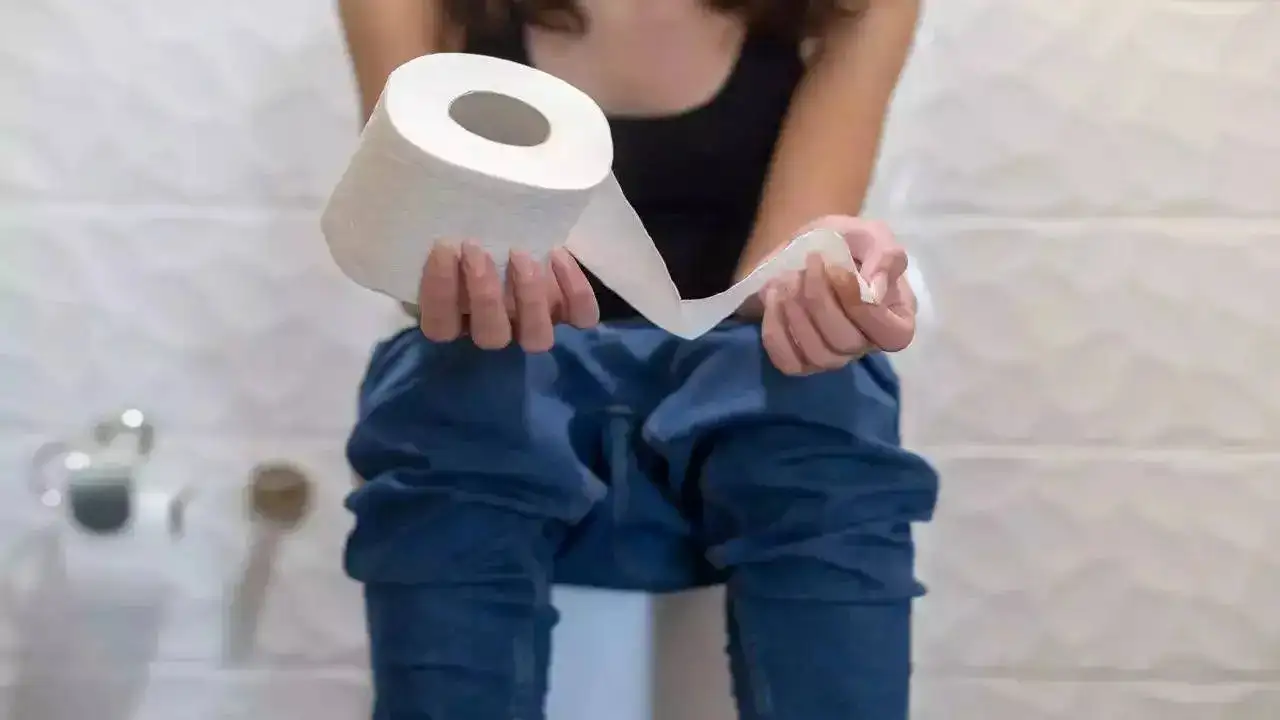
[
  {"left": 334, "top": 0, "right": 599, "bottom": 344},
  {"left": 734, "top": 0, "right": 921, "bottom": 277},
  {"left": 336, "top": 0, "right": 444, "bottom": 318},
  {"left": 336, "top": 0, "right": 444, "bottom": 122}
]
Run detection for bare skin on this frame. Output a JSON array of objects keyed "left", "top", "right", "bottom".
[
  {"left": 416, "top": 244, "right": 598, "bottom": 353},
  {"left": 338, "top": 0, "right": 921, "bottom": 372}
]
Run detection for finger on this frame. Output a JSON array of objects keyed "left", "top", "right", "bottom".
[
  {"left": 510, "top": 250, "right": 555, "bottom": 352},
  {"left": 550, "top": 248, "right": 599, "bottom": 329},
  {"left": 776, "top": 276, "right": 823, "bottom": 375},
  {"left": 782, "top": 297, "right": 849, "bottom": 371},
  {"left": 891, "top": 273, "right": 920, "bottom": 318},
  {"left": 544, "top": 256, "right": 567, "bottom": 321},
  {"left": 462, "top": 242, "right": 513, "bottom": 349},
  {"left": 418, "top": 243, "right": 464, "bottom": 342},
  {"left": 854, "top": 229, "right": 907, "bottom": 303},
  {"left": 760, "top": 280, "right": 807, "bottom": 376},
  {"left": 828, "top": 264, "right": 872, "bottom": 315},
  {"left": 808, "top": 216, "right": 906, "bottom": 302},
  {"left": 828, "top": 265, "right": 916, "bottom": 352},
  {"left": 799, "top": 252, "right": 869, "bottom": 356},
  {"left": 863, "top": 275, "right": 919, "bottom": 352}
]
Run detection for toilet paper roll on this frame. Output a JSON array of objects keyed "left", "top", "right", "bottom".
[
  {"left": 57, "top": 474, "right": 183, "bottom": 603},
  {"left": 323, "top": 52, "right": 895, "bottom": 340}
]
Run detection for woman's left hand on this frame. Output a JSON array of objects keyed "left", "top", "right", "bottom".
[{"left": 760, "top": 216, "right": 918, "bottom": 376}]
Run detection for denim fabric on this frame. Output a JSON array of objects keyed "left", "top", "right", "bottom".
[{"left": 344, "top": 321, "right": 939, "bottom": 720}]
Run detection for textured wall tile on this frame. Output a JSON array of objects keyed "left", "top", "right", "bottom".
[
  {"left": 6, "top": 0, "right": 1280, "bottom": 718},
  {"left": 2, "top": 0, "right": 357, "bottom": 205},
  {"left": 915, "top": 451, "right": 1280, "bottom": 675},
  {"left": 173, "top": 438, "right": 364, "bottom": 668},
  {"left": 913, "top": 678, "right": 1280, "bottom": 720},
  {"left": 1, "top": 209, "right": 406, "bottom": 434},
  {"left": 0, "top": 214, "right": 98, "bottom": 430},
  {"left": 0, "top": 433, "right": 362, "bottom": 667},
  {"left": 137, "top": 669, "right": 371, "bottom": 720},
  {"left": 893, "top": 220, "right": 1280, "bottom": 448},
  {"left": 0, "top": 433, "right": 654, "bottom": 720},
  {"left": 19, "top": 0, "right": 1278, "bottom": 218},
  {"left": 870, "top": 0, "right": 1280, "bottom": 218},
  {"left": 0, "top": 666, "right": 371, "bottom": 720}
]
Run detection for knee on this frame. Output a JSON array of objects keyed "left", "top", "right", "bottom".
[
  {"left": 346, "top": 487, "right": 563, "bottom": 590},
  {"left": 347, "top": 334, "right": 604, "bottom": 525},
  {"left": 700, "top": 423, "right": 938, "bottom": 602},
  {"left": 701, "top": 422, "right": 939, "bottom": 533}
]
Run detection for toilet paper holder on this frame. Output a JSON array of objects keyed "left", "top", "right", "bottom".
[{"left": 29, "top": 409, "right": 190, "bottom": 538}]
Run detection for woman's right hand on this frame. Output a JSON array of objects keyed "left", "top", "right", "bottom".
[{"left": 417, "top": 241, "right": 600, "bottom": 352}]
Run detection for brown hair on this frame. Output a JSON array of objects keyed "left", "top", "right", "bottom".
[{"left": 442, "top": 0, "right": 860, "bottom": 38}]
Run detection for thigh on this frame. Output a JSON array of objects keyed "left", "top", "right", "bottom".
[
  {"left": 345, "top": 327, "right": 614, "bottom": 581},
  {"left": 348, "top": 329, "right": 602, "bottom": 719},
  {"left": 648, "top": 322, "right": 939, "bottom": 718},
  {"left": 346, "top": 325, "right": 709, "bottom": 592},
  {"left": 648, "top": 321, "right": 939, "bottom": 598}
]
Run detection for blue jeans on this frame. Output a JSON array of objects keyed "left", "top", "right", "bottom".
[{"left": 344, "top": 321, "right": 939, "bottom": 719}]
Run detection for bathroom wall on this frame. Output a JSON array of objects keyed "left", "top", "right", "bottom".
[
  {"left": 656, "top": 1, "right": 1280, "bottom": 718},
  {"left": 1, "top": 1, "right": 651, "bottom": 719},
  {"left": 3, "top": 2, "right": 1278, "bottom": 720}
]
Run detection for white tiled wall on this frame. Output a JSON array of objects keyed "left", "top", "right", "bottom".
[
  {"left": 901, "top": 3, "right": 1280, "bottom": 714},
  {"left": 3, "top": 1, "right": 1278, "bottom": 719},
  {"left": 655, "top": 1, "right": 1280, "bottom": 719},
  {"left": 2, "top": 1, "right": 652, "bottom": 718}
]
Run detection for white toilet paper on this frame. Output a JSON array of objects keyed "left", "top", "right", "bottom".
[{"left": 322, "top": 52, "right": 888, "bottom": 340}]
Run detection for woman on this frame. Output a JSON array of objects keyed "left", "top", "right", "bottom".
[{"left": 336, "top": 0, "right": 939, "bottom": 718}]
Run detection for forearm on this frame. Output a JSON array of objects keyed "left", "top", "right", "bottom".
[
  {"left": 734, "top": 0, "right": 921, "bottom": 279},
  {"left": 336, "top": 0, "right": 440, "bottom": 122},
  {"left": 336, "top": 0, "right": 440, "bottom": 321}
]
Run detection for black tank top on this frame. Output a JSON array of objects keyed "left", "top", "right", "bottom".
[{"left": 465, "top": 20, "right": 806, "bottom": 322}]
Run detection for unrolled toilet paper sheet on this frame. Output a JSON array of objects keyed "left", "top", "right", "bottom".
[{"left": 323, "top": 52, "right": 927, "bottom": 339}]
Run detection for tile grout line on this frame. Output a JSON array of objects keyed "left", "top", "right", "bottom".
[
  {"left": 2, "top": 426, "right": 1279, "bottom": 462},
  {"left": 2, "top": 200, "right": 1280, "bottom": 233},
  {"left": 915, "top": 666, "right": 1280, "bottom": 685}
]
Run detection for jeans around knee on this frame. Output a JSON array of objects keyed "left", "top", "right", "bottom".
[
  {"left": 646, "top": 323, "right": 940, "bottom": 719},
  {"left": 345, "top": 331, "right": 594, "bottom": 720},
  {"left": 345, "top": 323, "right": 939, "bottom": 720}
]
